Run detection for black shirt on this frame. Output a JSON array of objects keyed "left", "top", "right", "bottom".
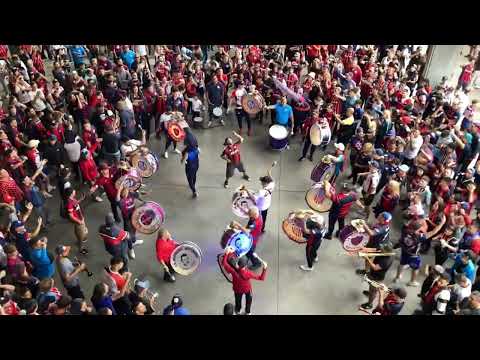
[
  {"left": 44, "top": 142, "right": 66, "bottom": 167},
  {"left": 368, "top": 255, "right": 393, "bottom": 281},
  {"left": 102, "top": 131, "right": 121, "bottom": 154},
  {"left": 206, "top": 81, "right": 225, "bottom": 107}
]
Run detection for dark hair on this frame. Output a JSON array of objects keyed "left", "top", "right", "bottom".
[
  {"left": 56, "top": 295, "right": 72, "bottom": 309},
  {"left": 110, "top": 256, "right": 124, "bottom": 267},
  {"left": 24, "top": 299, "right": 39, "bottom": 314},
  {"left": 393, "top": 287, "right": 407, "bottom": 299},
  {"left": 64, "top": 187, "right": 74, "bottom": 198},
  {"left": 223, "top": 303, "right": 234, "bottom": 315},
  {"left": 237, "top": 256, "right": 248, "bottom": 269},
  {"left": 91, "top": 283, "right": 108, "bottom": 305},
  {"left": 97, "top": 307, "right": 112, "bottom": 315},
  {"left": 259, "top": 175, "right": 273, "bottom": 184}
]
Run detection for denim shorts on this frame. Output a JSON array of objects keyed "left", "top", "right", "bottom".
[{"left": 400, "top": 251, "right": 421, "bottom": 270}]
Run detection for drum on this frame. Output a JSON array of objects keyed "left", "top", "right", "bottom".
[
  {"left": 338, "top": 221, "right": 370, "bottom": 252},
  {"left": 131, "top": 201, "right": 166, "bottom": 234},
  {"left": 115, "top": 169, "right": 142, "bottom": 191},
  {"left": 193, "top": 116, "right": 203, "bottom": 129},
  {"left": 282, "top": 210, "right": 322, "bottom": 244},
  {"left": 305, "top": 183, "right": 332, "bottom": 213},
  {"left": 167, "top": 122, "right": 186, "bottom": 142},
  {"left": 217, "top": 253, "right": 234, "bottom": 283},
  {"left": 309, "top": 123, "right": 322, "bottom": 146},
  {"left": 170, "top": 241, "right": 202, "bottom": 276},
  {"left": 319, "top": 125, "right": 331, "bottom": 146},
  {"left": 222, "top": 230, "right": 253, "bottom": 257},
  {"left": 213, "top": 107, "right": 223, "bottom": 117},
  {"left": 231, "top": 187, "right": 256, "bottom": 218},
  {"left": 132, "top": 153, "right": 159, "bottom": 178},
  {"left": 241, "top": 94, "right": 263, "bottom": 115},
  {"left": 269, "top": 125, "right": 288, "bottom": 150},
  {"left": 310, "top": 156, "right": 335, "bottom": 183}
]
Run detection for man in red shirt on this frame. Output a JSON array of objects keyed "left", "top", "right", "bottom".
[
  {"left": 221, "top": 131, "right": 250, "bottom": 188},
  {"left": 222, "top": 246, "right": 267, "bottom": 315},
  {"left": 64, "top": 187, "right": 88, "bottom": 255},
  {"left": 231, "top": 206, "right": 263, "bottom": 269},
  {"left": 324, "top": 181, "right": 363, "bottom": 239},
  {"left": 90, "top": 163, "right": 121, "bottom": 222},
  {"left": 155, "top": 228, "right": 179, "bottom": 282},
  {"left": 0, "top": 169, "right": 24, "bottom": 204}
]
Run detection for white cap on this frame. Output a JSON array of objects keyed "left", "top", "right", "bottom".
[
  {"left": 399, "top": 164, "right": 409, "bottom": 172},
  {"left": 433, "top": 265, "right": 445, "bottom": 274},
  {"left": 308, "top": 72, "right": 316, "bottom": 78},
  {"left": 334, "top": 143, "right": 345, "bottom": 152}
]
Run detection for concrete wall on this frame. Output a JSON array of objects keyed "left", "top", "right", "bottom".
[{"left": 424, "top": 45, "right": 471, "bottom": 87}]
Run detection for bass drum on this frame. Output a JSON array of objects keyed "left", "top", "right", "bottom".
[
  {"left": 241, "top": 94, "right": 263, "bottom": 115},
  {"left": 170, "top": 242, "right": 202, "bottom": 276},
  {"left": 132, "top": 152, "right": 159, "bottom": 178},
  {"left": 115, "top": 169, "right": 142, "bottom": 191},
  {"left": 310, "top": 157, "right": 335, "bottom": 183},
  {"left": 305, "top": 183, "right": 332, "bottom": 213},
  {"left": 282, "top": 210, "right": 322, "bottom": 244},
  {"left": 217, "top": 253, "right": 235, "bottom": 283},
  {"left": 231, "top": 187, "right": 256, "bottom": 218},
  {"left": 131, "top": 201, "right": 166, "bottom": 234},
  {"left": 338, "top": 225, "right": 370, "bottom": 252}
]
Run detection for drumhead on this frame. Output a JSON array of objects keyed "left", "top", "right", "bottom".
[
  {"left": 227, "top": 232, "right": 253, "bottom": 257},
  {"left": 232, "top": 191, "right": 256, "bottom": 218},
  {"left": 131, "top": 201, "right": 165, "bottom": 234},
  {"left": 305, "top": 187, "right": 332, "bottom": 213},
  {"left": 213, "top": 107, "right": 223, "bottom": 117},
  {"left": 170, "top": 242, "right": 202, "bottom": 276},
  {"left": 269, "top": 125, "right": 288, "bottom": 140}
]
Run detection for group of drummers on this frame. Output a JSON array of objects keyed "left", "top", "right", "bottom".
[{"left": 2, "top": 44, "right": 480, "bottom": 316}]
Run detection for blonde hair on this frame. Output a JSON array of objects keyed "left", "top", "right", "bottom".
[
  {"left": 362, "top": 142, "right": 374, "bottom": 154},
  {"left": 388, "top": 180, "right": 401, "bottom": 197}
]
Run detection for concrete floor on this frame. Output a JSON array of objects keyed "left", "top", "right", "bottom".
[{"left": 40, "top": 112, "right": 446, "bottom": 315}]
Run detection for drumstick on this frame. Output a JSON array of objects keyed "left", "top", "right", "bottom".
[{"left": 267, "top": 161, "right": 277, "bottom": 178}]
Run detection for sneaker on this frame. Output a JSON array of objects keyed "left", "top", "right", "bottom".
[
  {"left": 234, "top": 311, "right": 242, "bottom": 315},
  {"left": 324, "top": 234, "right": 332, "bottom": 240},
  {"left": 314, "top": 257, "right": 319, "bottom": 263},
  {"left": 133, "top": 240, "right": 144, "bottom": 246},
  {"left": 220, "top": 120, "right": 225, "bottom": 126},
  {"left": 207, "top": 121, "right": 212, "bottom": 128},
  {"left": 243, "top": 174, "right": 250, "bottom": 181},
  {"left": 299, "top": 265, "right": 313, "bottom": 271},
  {"left": 407, "top": 281, "right": 420, "bottom": 287},
  {"left": 80, "top": 248, "right": 89, "bottom": 255},
  {"left": 355, "top": 269, "right": 367, "bottom": 275},
  {"left": 193, "top": 192, "right": 198, "bottom": 198},
  {"left": 362, "top": 290, "right": 370, "bottom": 297},
  {"left": 298, "top": 157, "right": 305, "bottom": 162},
  {"left": 94, "top": 196, "right": 104, "bottom": 202},
  {"left": 245, "top": 312, "right": 253, "bottom": 315},
  {"left": 286, "top": 145, "right": 290, "bottom": 150},
  {"left": 224, "top": 182, "right": 229, "bottom": 188},
  {"left": 163, "top": 152, "right": 168, "bottom": 159},
  {"left": 128, "top": 249, "right": 136, "bottom": 259},
  {"left": 173, "top": 149, "right": 181, "bottom": 155},
  {"left": 360, "top": 302, "right": 373, "bottom": 310}
]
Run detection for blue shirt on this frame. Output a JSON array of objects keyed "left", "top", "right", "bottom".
[
  {"left": 163, "top": 306, "right": 190, "bottom": 315},
  {"left": 120, "top": 50, "right": 136, "bottom": 69},
  {"left": 452, "top": 255, "right": 476, "bottom": 283},
  {"left": 29, "top": 247, "right": 55, "bottom": 279},
  {"left": 70, "top": 46, "right": 86, "bottom": 66},
  {"left": 186, "top": 148, "right": 199, "bottom": 166},
  {"left": 274, "top": 104, "right": 293, "bottom": 126}
]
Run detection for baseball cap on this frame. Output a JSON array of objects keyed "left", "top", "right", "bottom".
[
  {"left": 48, "top": 134, "right": 57, "bottom": 141},
  {"left": 135, "top": 279, "right": 150, "bottom": 290},
  {"left": 334, "top": 143, "right": 345, "bottom": 152},
  {"left": 11, "top": 221, "right": 24, "bottom": 230},
  {"left": 433, "top": 265, "right": 445, "bottom": 274},
  {"left": 27, "top": 139, "right": 40, "bottom": 148},
  {"left": 399, "top": 164, "right": 410, "bottom": 172}
]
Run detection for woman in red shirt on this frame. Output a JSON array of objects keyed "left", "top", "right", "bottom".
[
  {"left": 222, "top": 247, "right": 267, "bottom": 315},
  {"left": 155, "top": 228, "right": 179, "bottom": 283}
]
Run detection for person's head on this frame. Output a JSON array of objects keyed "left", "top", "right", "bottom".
[
  {"left": 460, "top": 252, "right": 472, "bottom": 266},
  {"left": 24, "top": 299, "right": 39, "bottom": 315},
  {"left": 158, "top": 227, "right": 171, "bottom": 240},
  {"left": 437, "top": 273, "right": 451, "bottom": 288},
  {"left": 53, "top": 295, "right": 72, "bottom": 315},
  {"left": 223, "top": 303, "right": 234, "bottom": 315},
  {"left": 392, "top": 287, "right": 407, "bottom": 302},
  {"left": 99, "top": 162, "right": 110, "bottom": 176},
  {"left": 64, "top": 187, "right": 76, "bottom": 199},
  {"left": 248, "top": 206, "right": 259, "bottom": 219},
  {"left": 30, "top": 236, "right": 47, "bottom": 249},
  {"left": 39, "top": 278, "right": 54, "bottom": 293},
  {"left": 92, "top": 283, "right": 109, "bottom": 302},
  {"left": 223, "top": 137, "right": 233, "bottom": 146},
  {"left": 456, "top": 274, "right": 470, "bottom": 288},
  {"left": 468, "top": 291, "right": 480, "bottom": 309},
  {"left": 97, "top": 307, "right": 113, "bottom": 315},
  {"left": 377, "top": 212, "right": 392, "bottom": 225},
  {"left": 280, "top": 96, "right": 287, "bottom": 105},
  {"left": 55, "top": 244, "right": 71, "bottom": 258},
  {"left": 386, "top": 180, "right": 400, "bottom": 197},
  {"left": 259, "top": 175, "right": 273, "bottom": 187},
  {"left": 4, "top": 244, "right": 18, "bottom": 258},
  {"left": 110, "top": 256, "right": 124, "bottom": 272},
  {"left": 237, "top": 256, "right": 248, "bottom": 269},
  {"left": 171, "top": 294, "right": 183, "bottom": 309},
  {"left": 132, "top": 301, "right": 147, "bottom": 315}
]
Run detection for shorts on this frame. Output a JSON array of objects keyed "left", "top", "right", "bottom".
[
  {"left": 226, "top": 162, "right": 246, "bottom": 179},
  {"left": 400, "top": 251, "right": 421, "bottom": 270},
  {"left": 74, "top": 222, "right": 89, "bottom": 243}
]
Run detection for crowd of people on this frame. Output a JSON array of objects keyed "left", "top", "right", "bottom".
[{"left": 0, "top": 44, "right": 480, "bottom": 315}]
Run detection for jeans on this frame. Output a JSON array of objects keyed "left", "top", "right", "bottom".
[
  {"left": 235, "top": 109, "right": 251, "bottom": 130},
  {"left": 123, "top": 215, "right": 137, "bottom": 250},
  {"left": 234, "top": 292, "right": 253, "bottom": 314},
  {"left": 327, "top": 213, "right": 345, "bottom": 238},
  {"left": 185, "top": 164, "right": 199, "bottom": 194},
  {"left": 110, "top": 200, "right": 121, "bottom": 223},
  {"left": 142, "top": 112, "right": 153, "bottom": 140},
  {"left": 306, "top": 238, "right": 322, "bottom": 268}
]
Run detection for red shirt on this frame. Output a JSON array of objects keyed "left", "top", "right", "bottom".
[
  {"left": 222, "top": 143, "right": 241, "bottom": 164},
  {"left": 471, "top": 238, "right": 480, "bottom": 256},
  {"left": 330, "top": 191, "right": 356, "bottom": 218},
  {"left": 100, "top": 229, "right": 127, "bottom": 247},
  {"left": 95, "top": 174, "right": 117, "bottom": 201},
  {"left": 306, "top": 45, "right": 321, "bottom": 58},
  {"left": 155, "top": 238, "right": 178, "bottom": 264},
  {"left": 351, "top": 65, "right": 363, "bottom": 85},
  {"left": 82, "top": 129, "right": 99, "bottom": 154},
  {"left": 79, "top": 157, "right": 99, "bottom": 182},
  {"left": 0, "top": 178, "right": 24, "bottom": 203},
  {"left": 66, "top": 198, "right": 84, "bottom": 222},
  {"left": 248, "top": 216, "right": 263, "bottom": 246},
  {"left": 109, "top": 271, "right": 127, "bottom": 292},
  {"left": 222, "top": 252, "right": 267, "bottom": 294},
  {"left": 0, "top": 45, "right": 8, "bottom": 60}
]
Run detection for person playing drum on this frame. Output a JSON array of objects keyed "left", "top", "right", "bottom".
[
  {"left": 206, "top": 75, "right": 225, "bottom": 128},
  {"left": 323, "top": 143, "right": 346, "bottom": 184},
  {"left": 299, "top": 216, "right": 327, "bottom": 272},
  {"left": 155, "top": 228, "right": 179, "bottom": 283},
  {"left": 230, "top": 206, "right": 263, "bottom": 269},
  {"left": 221, "top": 131, "right": 250, "bottom": 189},
  {"left": 298, "top": 109, "right": 322, "bottom": 162},
  {"left": 229, "top": 81, "right": 251, "bottom": 136},
  {"left": 266, "top": 95, "right": 295, "bottom": 150},
  {"left": 324, "top": 181, "right": 364, "bottom": 240},
  {"left": 162, "top": 109, "right": 183, "bottom": 159}
]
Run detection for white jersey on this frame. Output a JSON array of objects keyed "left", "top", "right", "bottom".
[{"left": 254, "top": 181, "right": 275, "bottom": 211}]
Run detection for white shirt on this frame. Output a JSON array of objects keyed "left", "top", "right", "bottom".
[
  {"left": 135, "top": 45, "right": 147, "bottom": 57},
  {"left": 191, "top": 98, "right": 203, "bottom": 112},
  {"left": 363, "top": 170, "right": 380, "bottom": 195},
  {"left": 160, "top": 113, "right": 172, "bottom": 123},
  {"left": 254, "top": 181, "right": 275, "bottom": 211},
  {"left": 121, "top": 140, "right": 142, "bottom": 157},
  {"left": 452, "top": 281, "right": 472, "bottom": 304},
  {"left": 404, "top": 135, "right": 423, "bottom": 160},
  {"left": 433, "top": 289, "right": 450, "bottom": 315}
]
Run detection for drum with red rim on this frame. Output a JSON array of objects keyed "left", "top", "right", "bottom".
[
  {"left": 305, "top": 183, "right": 332, "bottom": 213},
  {"left": 338, "top": 225, "right": 370, "bottom": 252},
  {"left": 167, "top": 122, "right": 186, "bottom": 142},
  {"left": 311, "top": 157, "right": 335, "bottom": 183}
]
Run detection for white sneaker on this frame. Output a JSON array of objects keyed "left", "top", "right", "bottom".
[
  {"left": 133, "top": 240, "right": 144, "bottom": 246},
  {"left": 163, "top": 152, "right": 168, "bottom": 159},
  {"left": 245, "top": 312, "right": 252, "bottom": 315},
  {"left": 299, "top": 265, "right": 313, "bottom": 271},
  {"left": 94, "top": 196, "right": 104, "bottom": 202},
  {"left": 207, "top": 121, "right": 212, "bottom": 128},
  {"left": 220, "top": 120, "right": 225, "bottom": 126},
  {"left": 128, "top": 249, "right": 136, "bottom": 259},
  {"left": 314, "top": 257, "right": 319, "bottom": 263},
  {"left": 286, "top": 145, "right": 290, "bottom": 150},
  {"left": 407, "top": 281, "right": 420, "bottom": 287},
  {"left": 174, "top": 149, "right": 181, "bottom": 155}
]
